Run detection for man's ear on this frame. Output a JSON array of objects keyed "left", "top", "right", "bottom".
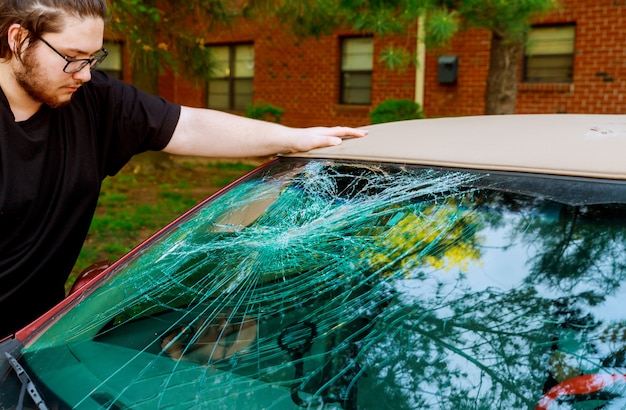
[{"left": 7, "top": 24, "right": 30, "bottom": 55}]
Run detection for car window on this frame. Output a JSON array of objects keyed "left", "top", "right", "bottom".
[{"left": 8, "top": 159, "right": 626, "bottom": 409}]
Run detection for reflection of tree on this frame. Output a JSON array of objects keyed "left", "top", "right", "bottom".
[
  {"left": 120, "top": 164, "right": 626, "bottom": 408},
  {"left": 356, "top": 191, "right": 626, "bottom": 408},
  {"left": 503, "top": 200, "right": 626, "bottom": 401},
  {"left": 151, "top": 167, "right": 626, "bottom": 408},
  {"left": 516, "top": 204, "right": 626, "bottom": 294},
  {"left": 361, "top": 287, "right": 553, "bottom": 409}
]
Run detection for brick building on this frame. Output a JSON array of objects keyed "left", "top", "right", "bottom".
[{"left": 107, "top": 0, "right": 626, "bottom": 128}]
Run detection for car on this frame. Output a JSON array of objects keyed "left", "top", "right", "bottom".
[{"left": 2, "top": 114, "right": 626, "bottom": 410}]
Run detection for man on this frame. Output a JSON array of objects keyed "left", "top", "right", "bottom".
[{"left": 0, "top": 0, "right": 366, "bottom": 337}]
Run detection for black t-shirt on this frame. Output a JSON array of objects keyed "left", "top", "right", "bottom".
[{"left": 0, "top": 71, "right": 181, "bottom": 337}]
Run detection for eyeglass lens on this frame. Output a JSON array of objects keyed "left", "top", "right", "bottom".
[{"left": 64, "top": 54, "right": 106, "bottom": 73}]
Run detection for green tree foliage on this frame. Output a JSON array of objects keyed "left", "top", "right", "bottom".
[
  {"left": 448, "top": 0, "right": 559, "bottom": 114},
  {"left": 108, "top": 0, "right": 240, "bottom": 90},
  {"left": 265, "top": 0, "right": 558, "bottom": 114},
  {"left": 109, "top": 0, "right": 558, "bottom": 113}
]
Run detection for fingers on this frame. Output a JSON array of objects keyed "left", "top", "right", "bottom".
[
  {"left": 316, "top": 126, "right": 367, "bottom": 149},
  {"left": 287, "top": 126, "right": 367, "bottom": 153},
  {"left": 329, "top": 126, "right": 368, "bottom": 139},
  {"left": 325, "top": 136, "right": 343, "bottom": 146}
]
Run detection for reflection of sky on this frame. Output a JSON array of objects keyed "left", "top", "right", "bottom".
[
  {"left": 472, "top": 225, "right": 528, "bottom": 291},
  {"left": 394, "top": 220, "right": 533, "bottom": 405},
  {"left": 397, "top": 221, "right": 530, "bottom": 295},
  {"left": 594, "top": 289, "right": 626, "bottom": 321},
  {"left": 415, "top": 210, "right": 626, "bottom": 323},
  {"left": 396, "top": 203, "right": 626, "bottom": 406}
]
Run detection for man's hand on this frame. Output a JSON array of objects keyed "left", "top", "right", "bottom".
[{"left": 284, "top": 126, "right": 368, "bottom": 153}]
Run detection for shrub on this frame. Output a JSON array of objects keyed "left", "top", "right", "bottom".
[
  {"left": 245, "top": 103, "right": 285, "bottom": 123},
  {"left": 370, "top": 99, "right": 425, "bottom": 124}
]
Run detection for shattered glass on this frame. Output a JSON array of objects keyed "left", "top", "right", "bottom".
[{"left": 4, "top": 159, "right": 626, "bottom": 409}]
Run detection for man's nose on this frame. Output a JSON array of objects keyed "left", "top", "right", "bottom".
[{"left": 72, "top": 64, "right": 92, "bottom": 82}]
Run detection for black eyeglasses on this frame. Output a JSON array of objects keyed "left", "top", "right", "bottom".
[{"left": 38, "top": 37, "right": 108, "bottom": 74}]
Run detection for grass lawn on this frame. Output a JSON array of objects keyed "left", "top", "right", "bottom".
[{"left": 68, "top": 152, "right": 263, "bottom": 291}]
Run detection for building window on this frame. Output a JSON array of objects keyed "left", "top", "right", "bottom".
[
  {"left": 524, "top": 25, "right": 575, "bottom": 83},
  {"left": 207, "top": 44, "right": 254, "bottom": 111},
  {"left": 97, "top": 41, "right": 123, "bottom": 80},
  {"left": 340, "top": 37, "right": 373, "bottom": 105}
]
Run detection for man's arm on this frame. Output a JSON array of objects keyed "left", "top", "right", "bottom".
[{"left": 162, "top": 106, "right": 367, "bottom": 157}]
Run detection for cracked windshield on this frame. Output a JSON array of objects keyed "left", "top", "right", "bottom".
[{"left": 12, "top": 159, "right": 626, "bottom": 409}]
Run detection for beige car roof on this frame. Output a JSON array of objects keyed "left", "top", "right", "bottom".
[{"left": 288, "top": 114, "right": 626, "bottom": 180}]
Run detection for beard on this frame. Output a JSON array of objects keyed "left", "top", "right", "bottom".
[{"left": 13, "top": 50, "right": 81, "bottom": 109}]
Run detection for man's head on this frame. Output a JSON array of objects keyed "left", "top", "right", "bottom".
[
  {"left": 0, "top": 0, "right": 107, "bottom": 62},
  {"left": 0, "top": 0, "right": 108, "bottom": 109}
]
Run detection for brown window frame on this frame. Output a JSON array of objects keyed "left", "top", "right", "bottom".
[
  {"left": 523, "top": 24, "right": 576, "bottom": 84},
  {"left": 340, "top": 36, "right": 373, "bottom": 105},
  {"left": 207, "top": 43, "right": 255, "bottom": 111}
]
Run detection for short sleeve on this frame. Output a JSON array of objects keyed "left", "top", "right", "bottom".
[{"left": 77, "top": 71, "right": 182, "bottom": 176}]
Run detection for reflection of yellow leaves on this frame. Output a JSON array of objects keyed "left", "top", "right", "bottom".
[
  {"left": 599, "top": 323, "right": 626, "bottom": 345},
  {"left": 369, "top": 201, "right": 483, "bottom": 275},
  {"left": 548, "top": 351, "right": 580, "bottom": 382},
  {"left": 424, "top": 241, "right": 481, "bottom": 272}
]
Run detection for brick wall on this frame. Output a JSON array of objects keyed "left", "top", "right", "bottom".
[
  {"left": 155, "top": 0, "right": 626, "bottom": 127},
  {"left": 429, "top": 0, "right": 626, "bottom": 116},
  {"left": 423, "top": 28, "right": 492, "bottom": 117}
]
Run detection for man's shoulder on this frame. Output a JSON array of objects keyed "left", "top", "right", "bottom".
[
  {"left": 83, "top": 70, "right": 127, "bottom": 92},
  {"left": 75, "top": 71, "right": 147, "bottom": 112},
  {"left": 81, "top": 71, "right": 169, "bottom": 105}
]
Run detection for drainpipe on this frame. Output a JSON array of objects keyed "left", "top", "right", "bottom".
[{"left": 415, "top": 15, "right": 426, "bottom": 109}]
